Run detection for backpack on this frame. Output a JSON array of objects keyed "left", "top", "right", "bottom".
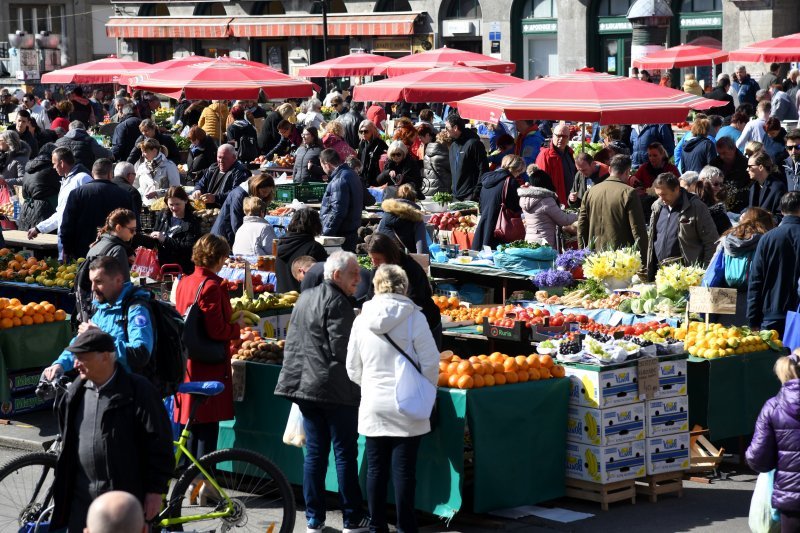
[
  {"left": 724, "top": 253, "right": 752, "bottom": 289},
  {"left": 237, "top": 135, "right": 259, "bottom": 164},
  {"left": 122, "top": 291, "right": 187, "bottom": 398}
]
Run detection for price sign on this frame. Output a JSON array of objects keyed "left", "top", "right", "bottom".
[
  {"left": 637, "top": 357, "right": 659, "bottom": 400},
  {"left": 688, "top": 287, "right": 737, "bottom": 315}
]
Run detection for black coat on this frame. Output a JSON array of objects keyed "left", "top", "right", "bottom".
[
  {"left": 54, "top": 129, "right": 112, "bottom": 170},
  {"left": 50, "top": 365, "right": 174, "bottom": 530},
  {"left": 450, "top": 128, "right": 488, "bottom": 201},
  {"left": 472, "top": 169, "right": 521, "bottom": 250},
  {"left": 209, "top": 184, "right": 247, "bottom": 246},
  {"left": 292, "top": 144, "right": 324, "bottom": 183},
  {"left": 112, "top": 114, "right": 142, "bottom": 162},
  {"left": 274, "top": 232, "right": 328, "bottom": 293},
  {"left": 60, "top": 179, "right": 134, "bottom": 260},
  {"left": 126, "top": 132, "right": 181, "bottom": 166},
  {"left": 377, "top": 198, "right": 428, "bottom": 254},
  {"left": 681, "top": 136, "right": 717, "bottom": 173},
  {"left": 704, "top": 87, "right": 736, "bottom": 118},
  {"left": 140, "top": 207, "right": 201, "bottom": 275},
  {"left": 18, "top": 154, "right": 59, "bottom": 231},
  {"left": 748, "top": 173, "right": 789, "bottom": 219},
  {"left": 111, "top": 176, "right": 143, "bottom": 219},
  {"left": 259, "top": 110, "right": 284, "bottom": 153},
  {"left": 193, "top": 160, "right": 250, "bottom": 207},
  {"left": 358, "top": 137, "right": 388, "bottom": 186},
  {"left": 748, "top": 216, "right": 800, "bottom": 327},
  {"left": 365, "top": 254, "right": 441, "bottom": 330},
  {"left": 226, "top": 120, "right": 258, "bottom": 148},
  {"left": 338, "top": 109, "right": 363, "bottom": 149},
  {"left": 376, "top": 154, "right": 423, "bottom": 197},
  {"left": 186, "top": 136, "right": 218, "bottom": 181}
]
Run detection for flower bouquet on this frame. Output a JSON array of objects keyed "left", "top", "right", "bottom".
[
  {"left": 555, "top": 248, "right": 591, "bottom": 279},
  {"left": 532, "top": 269, "right": 574, "bottom": 295},
  {"left": 582, "top": 247, "right": 642, "bottom": 290},
  {"left": 655, "top": 263, "right": 705, "bottom": 300}
]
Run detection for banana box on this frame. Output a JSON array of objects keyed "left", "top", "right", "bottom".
[
  {"left": 655, "top": 359, "right": 688, "bottom": 399},
  {"left": 565, "top": 440, "right": 646, "bottom": 484},
  {"left": 645, "top": 433, "right": 690, "bottom": 475},
  {"left": 567, "top": 403, "right": 646, "bottom": 446},
  {"left": 646, "top": 396, "right": 689, "bottom": 437},
  {"left": 257, "top": 309, "right": 292, "bottom": 340},
  {"left": 565, "top": 365, "right": 639, "bottom": 408}
]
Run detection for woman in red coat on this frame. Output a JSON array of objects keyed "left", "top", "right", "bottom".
[{"left": 174, "top": 233, "right": 241, "bottom": 461}]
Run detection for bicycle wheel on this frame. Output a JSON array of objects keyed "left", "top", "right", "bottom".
[
  {"left": 0, "top": 452, "right": 58, "bottom": 533},
  {"left": 164, "top": 448, "right": 295, "bottom": 533}
]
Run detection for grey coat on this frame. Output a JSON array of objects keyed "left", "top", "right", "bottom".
[{"left": 423, "top": 141, "right": 451, "bottom": 196}]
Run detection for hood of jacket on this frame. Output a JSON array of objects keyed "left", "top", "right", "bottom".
[
  {"left": 518, "top": 185, "right": 557, "bottom": 199},
  {"left": 425, "top": 141, "right": 449, "bottom": 158},
  {"left": 24, "top": 152, "right": 54, "bottom": 174},
  {"left": 722, "top": 233, "right": 763, "bottom": 256},
  {"left": 480, "top": 168, "right": 511, "bottom": 189},
  {"left": 208, "top": 101, "right": 225, "bottom": 113},
  {"left": 276, "top": 231, "right": 317, "bottom": 257},
  {"left": 777, "top": 380, "right": 800, "bottom": 420},
  {"left": 684, "top": 135, "right": 711, "bottom": 153},
  {"left": 64, "top": 129, "right": 92, "bottom": 142},
  {"left": 359, "top": 293, "right": 417, "bottom": 335},
  {"left": 380, "top": 198, "right": 422, "bottom": 222},
  {"left": 607, "top": 140, "right": 630, "bottom": 155},
  {"left": 453, "top": 127, "right": 478, "bottom": 146}
]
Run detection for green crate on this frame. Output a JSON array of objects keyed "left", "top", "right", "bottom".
[{"left": 275, "top": 182, "right": 327, "bottom": 203}]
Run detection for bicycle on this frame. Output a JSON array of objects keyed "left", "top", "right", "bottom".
[{"left": 0, "top": 377, "right": 296, "bottom": 533}]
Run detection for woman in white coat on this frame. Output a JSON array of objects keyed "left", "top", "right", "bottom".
[
  {"left": 134, "top": 137, "right": 181, "bottom": 206},
  {"left": 346, "top": 264, "right": 439, "bottom": 533}
]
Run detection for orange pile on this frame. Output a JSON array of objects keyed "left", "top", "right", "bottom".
[
  {"left": 441, "top": 304, "right": 515, "bottom": 325},
  {"left": 0, "top": 298, "right": 67, "bottom": 329},
  {"left": 433, "top": 295, "right": 461, "bottom": 312},
  {"left": 438, "top": 351, "right": 566, "bottom": 389}
]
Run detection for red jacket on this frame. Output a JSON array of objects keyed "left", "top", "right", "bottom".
[
  {"left": 535, "top": 146, "right": 574, "bottom": 205},
  {"left": 173, "top": 267, "right": 240, "bottom": 425}
]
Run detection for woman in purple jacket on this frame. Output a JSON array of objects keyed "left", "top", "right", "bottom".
[{"left": 747, "top": 351, "right": 800, "bottom": 531}]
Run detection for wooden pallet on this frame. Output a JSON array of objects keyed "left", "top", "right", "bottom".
[
  {"left": 565, "top": 477, "right": 636, "bottom": 511},
  {"left": 689, "top": 425, "right": 725, "bottom": 475},
  {"left": 636, "top": 471, "right": 685, "bottom": 502}
]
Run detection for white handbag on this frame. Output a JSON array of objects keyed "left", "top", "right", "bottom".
[{"left": 386, "top": 318, "right": 436, "bottom": 422}]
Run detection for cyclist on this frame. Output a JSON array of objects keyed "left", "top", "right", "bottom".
[{"left": 49, "top": 329, "right": 173, "bottom": 532}]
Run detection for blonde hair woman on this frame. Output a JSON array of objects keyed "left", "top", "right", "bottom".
[
  {"left": 471, "top": 154, "right": 525, "bottom": 250},
  {"left": 322, "top": 120, "right": 356, "bottom": 162},
  {"left": 133, "top": 137, "right": 180, "bottom": 206}
]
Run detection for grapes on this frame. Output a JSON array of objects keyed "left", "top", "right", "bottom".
[
  {"left": 559, "top": 339, "right": 581, "bottom": 355},
  {"left": 588, "top": 332, "right": 611, "bottom": 342},
  {"left": 622, "top": 335, "right": 653, "bottom": 347}
]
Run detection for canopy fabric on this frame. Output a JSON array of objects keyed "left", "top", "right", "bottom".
[
  {"left": 455, "top": 69, "right": 726, "bottom": 125},
  {"left": 632, "top": 44, "right": 729, "bottom": 69},
  {"left": 129, "top": 56, "right": 314, "bottom": 100},
  {"left": 374, "top": 47, "right": 516, "bottom": 76},
  {"left": 151, "top": 55, "right": 217, "bottom": 70},
  {"left": 229, "top": 13, "right": 420, "bottom": 38},
  {"left": 40, "top": 56, "right": 153, "bottom": 84},
  {"left": 352, "top": 65, "right": 524, "bottom": 103},
  {"left": 298, "top": 52, "right": 390, "bottom": 78},
  {"left": 728, "top": 32, "right": 800, "bottom": 63},
  {"left": 106, "top": 17, "right": 232, "bottom": 39}
]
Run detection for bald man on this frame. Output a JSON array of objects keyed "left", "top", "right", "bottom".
[
  {"left": 84, "top": 491, "right": 145, "bottom": 533},
  {"left": 191, "top": 143, "right": 250, "bottom": 207}
]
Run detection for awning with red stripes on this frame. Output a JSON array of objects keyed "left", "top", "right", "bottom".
[
  {"left": 106, "top": 17, "right": 233, "bottom": 39},
  {"left": 229, "top": 12, "right": 421, "bottom": 38}
]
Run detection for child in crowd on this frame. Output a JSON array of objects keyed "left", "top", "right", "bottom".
[{"left": 232, "top": 197, "right": 275, "bottom": 256}]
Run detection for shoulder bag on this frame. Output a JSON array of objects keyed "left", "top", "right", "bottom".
[
  {"left": 183, "top": 278, "right": 229, "bottom": 364},
  {"left": 494, "top": 177, "right": 525, "bottom": 243}
]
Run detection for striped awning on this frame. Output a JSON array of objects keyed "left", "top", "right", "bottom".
[
  {"left": 106, "top": 17, "right": 233, "bottom": 39},
  {"left": 229, "top": 13, "right": 421, "bottom": 38}
]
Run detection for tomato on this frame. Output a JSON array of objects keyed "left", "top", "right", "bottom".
[
  {"left": 550, "top": 317, "right": 564, "bottom": 327},
  {"left": 577, "top": 315, "right": 589, "bottom": 324}
]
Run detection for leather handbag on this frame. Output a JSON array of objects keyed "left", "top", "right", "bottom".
[
  {"left": 183, "top": 279, "right": 229, "bottom": 364},
  {"left": 493, "top": 177, "right": 525, "bottom": 243}
]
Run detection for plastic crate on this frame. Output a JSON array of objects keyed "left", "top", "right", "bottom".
[{"left": 275, "top": 182, "right": 327, "bottom": 203}]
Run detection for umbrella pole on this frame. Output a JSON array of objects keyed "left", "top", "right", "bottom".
[{"left": 582, "top": 122, "right": 586, "bottom": 154}]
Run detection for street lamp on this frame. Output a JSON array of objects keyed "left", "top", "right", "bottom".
[{"left": 312, "top": 0, "right": 329, "bottom": 61}]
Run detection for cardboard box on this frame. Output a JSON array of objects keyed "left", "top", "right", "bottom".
[
  {"left": 0, "top": 391, "right": 53, "bottom": 419},
  {"left": 656, "top": 358, "right": 687, "bottom": 399},
  {"left": 645, "top": 433, "right": 690, "bottom": 475},
  {"left": 257, "top": 308, "right": 293, "bottom": 340},
  {"left": 565, "top": 440, "right": 646, "bottom": 484},
  {"left": 567, "top": 403, "right": 646, "bottom": 446},
  {"left": 646, "top": 397, "right": 689, "bottom": 437},
  {"left": 7, "top": 368, "right": 43, "bottom": 394},
  {"left": 565, "top": 365, "right": 640, "bottom": 408}
]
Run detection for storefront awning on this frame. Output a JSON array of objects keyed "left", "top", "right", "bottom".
[
  {"left": 229, "top": 13, "right": 422, "bottom": 38},
  {"left": 106, "top": 17, "right": 233, "bottom": 39}
]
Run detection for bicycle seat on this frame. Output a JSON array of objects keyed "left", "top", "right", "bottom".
[{"left": 178, "top": 381, "right": 225, "bottom": 396}]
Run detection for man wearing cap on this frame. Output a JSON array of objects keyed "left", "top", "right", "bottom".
[{"left": 48, "top": 328, "right": 173, "bottom": 533}]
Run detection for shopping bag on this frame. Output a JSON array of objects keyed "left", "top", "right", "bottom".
[
  {"left": 390, "top": 319, "right": 436, "bottom": 422},
  {"left": 493, "top": 177, "right": 525, "bottom": 243},
  {"left": 701, "top": 247, "right": 726, "bottom": 288},
  {"left": 131, "top": 246, "right": 161, "bottom": 280},
  {"left": 783, "top": 306, "right": 800, "bottom": 353},
  {"left": 282, "top": 403, "right": 306, "bottom": 447},
  {"left": 748, "top": 470, "right": 780, "bottom": 533}
]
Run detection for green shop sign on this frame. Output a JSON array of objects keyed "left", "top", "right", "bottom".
[
  {"left": 521, "top": 18, "right": 557, "bottom": 35},
  {"left": 679, "top": 12, "right": 723, "bottom": 30},
  {"left": 598, "top": 17, "right": 632, "bottom": 34}
]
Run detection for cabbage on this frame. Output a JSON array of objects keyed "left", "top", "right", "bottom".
[
  {"left": 643, "top": 298, "right": 657, "bottom": 315},
  {"left": 618, "top": 299, "right": 633, "bottom": 313},
  {"left": 630, "top": 298, "right": 644, "bottom": 315},
  {"left": 640, "top": 285, "right": 658, "bottom": 300}
]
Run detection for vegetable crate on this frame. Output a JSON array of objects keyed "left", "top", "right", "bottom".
[{"left": 275, "top": 182, "right": 327, "bottom": 203}]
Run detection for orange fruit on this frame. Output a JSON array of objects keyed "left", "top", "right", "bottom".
[
  {"left": 515, "top": 355, "right": 529, "bottom": 370},
  {"left": 0, "top": 318, "right": 12, "bottom": 329},
  {"left": 32, "top": 314, "right": 44, "bottom": 324},
  {"left": 439, "top": 361, "right": 449, "bottom": 372},
  {"left": 450, "top": 355, "right": 462, "bottom": 363},
  {"left": 539, "top": 354, "right": 554, "bottom": 369},
  {"left": 503, "top": 358, "right": 518, "bottom": 372},
  {"left": 472, "top": 374, "right": 485, "bottom": 388},
  {"left": 539, "top": 367, "right": 551, "bottom": 379},
  {"left": 489, "top": 352, "right": 504, "bottom": 363},
  {"left": 13, "top": 254, "right": 24, "bottom": 263},
  {"left": 0, "top": 309, "right": 12, "bottom": 319},
  {"left": 551, "top": 365, "right": 566, "bottom": 378},
  {"left": 468, "top": 356, "right": 480, "bottom": 364},
  {"left": 438, "top": 373, "right": 450, "bottom": 387},
  {"left": 33, "top": 304, "right": 45, "bottom": 314},
  {"left": 0, "top": 248, "right": 9, "bottom": 255},
  {"left": 477, "top": 354, "right": 488, "bottom": 360},
  {"left": 528, "top": 368, "right": 541, "bottom": 381},
  {"left": 43, "top": 313, "right": 54, "bottom": 323},
  {"left": 43, "top": 303, "right": 55, "bottom": 314},
  {"left": 483, "top": 373, "right": 496, "bottom": 387},
  {"left": 448, "top": 374, "right": 460, "bottom": 388},
  {"left": 457, "top": 361, "right": 475, "bottom": 376},
  {"left": 7, "top": 261, "right": 20, "bottom": 270},
  {"left": 11, "top": 317, "right": 21, "bottom": 327},
  {"left": 0, "top": 298, "right": 8, "bottom": 309},
  {"left": 472, "top": 363, "right": 486, "bottom": 376},
  {"left": 504, "top": 371, "right": 518, "bottom": 384},
  {"left": 447, "top": 362, "right": 459, "bottom": 375},
  {"left": 9, "top": 298, "right": 21, "bottom": 307},
  {"left": 12, "top": 308, "right": 23, "bottom": 318},
  {"left": 22, "top": 305, "right": 35, "bottom": 317},
  {"left": 491, "top": 362, "right": 504, "bottom": 374},
  {"left": 457, "top": 375, "right": 474, "bottom": 389},
  {"left": 527, "top": 354, "right": 541, "bottom": 369},
  {"left": 20, "top": 316, "right": 33, "bottom": 326},
  {"left": 517, "top": 369, "right": 529, "bottom": 383},
  {"left": 494, "top": 373, "right": 507, "bottom": 386}
]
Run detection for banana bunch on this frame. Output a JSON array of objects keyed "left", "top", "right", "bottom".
[
  {"left": 584, "top": 449, "right": 601, "bottom": 482},
  {"left": 231, "top": 310, "right": 261, "bottom": 326},
  {"left": 276, "top": 291, "right": 299, "bottom": 307},
  {"left": 584, "top": 412, "right": 600, "bottom": 445}
]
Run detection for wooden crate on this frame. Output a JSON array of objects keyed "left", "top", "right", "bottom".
[
  {"left": 636, "top": 471, "right": 684, "bottom": 503},
  {"left": 565, "top": 477, "right": 636, "bottom": 511},
  {"left": 689, "top": 425, "right": 725, "bottom": 474}
]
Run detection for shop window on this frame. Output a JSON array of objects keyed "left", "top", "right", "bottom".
[
  {"left": 597, "top": 0, "right": 635, "bottom": 17},
  {"left": 138, "top": 3, "right": 170, "bottom": 16},
  {"left": 522, "top": 0, "right": 557, "bottom": 19},
  {"left": 194, "top": 2, "right": 227, "bottom": 16},
  {"left": 251, "top": 1, "right": 285, "bottom": 15},
  {"left": 311, "top": 0, "right": 347, "bottom": 14},
  {"left": 445, "top": 0, "right": 482, "bottom": 19},
  {"left": 374, "top": 0, "right": 412, "bottom": 12},
  {"left": 9, "top": 4, "right": 64, "bottom": 34},
  {"left": 680, "top": 0, "right": 721, "bottom": 11}
]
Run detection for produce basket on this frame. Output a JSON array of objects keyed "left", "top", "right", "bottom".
[{"left": 275, "top": 182, "right": 327, "bottom": 203}]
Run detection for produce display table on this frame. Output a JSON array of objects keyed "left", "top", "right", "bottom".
[
  {"left": 0, "top": 281, "right": 76, "bottom": 314},
  {"left": 2, "top": 230, "right": 58, "bottom": 255},
  {"left": 0, "top": 320, "right": 72, "bottom": 402},
  {"left": 217, "top": 267, "right": 276, "bottom": 286},
  {"left": 430, "top": 262, "right": 533, "bottom": 302},
  {"left": 687, "top": 350, "right": 786, "bottom": 441},
  {"left": 520, "top": 303, "right": 682, "bottom": 327},
  {"left": 218, "top": 361, "right": 569, "bottom": 518}
]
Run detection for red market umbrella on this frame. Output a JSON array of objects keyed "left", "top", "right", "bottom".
[
  {"left": 374, "top": 46, "right": 516, "bottom": 77},
  {"left": 728, "top": 32, "right": 800, "bottom": 63},
  {"left": 298, "top": 52, "right": 390, "bottom": 78},
  {"left": 352, "top": 65, "right": 524, "bottom": 103},
  {"left": 455, "top": 68, "right": 726, "bottom": 125},
  {"left": 633, "top": 44, "right": 729, "bottom": 69},
  {"left": 41, "top": 55, "right": 153, "bottom": 84},
  {"left": 151, "top": 55, "right": 217, "bottom": 70},
  {"left": 129, "top": 56, "right": 314, "bottom": 100}
]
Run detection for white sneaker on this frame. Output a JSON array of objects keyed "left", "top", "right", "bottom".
[
  {"left": 343, "top": 518, "right": 370, "bottom": 533},
  {"left": 306, "top": 523, "right": 325, "bottom": 533}
]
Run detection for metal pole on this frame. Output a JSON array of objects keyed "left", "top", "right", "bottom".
[{"left": 321, "top": 0, "right": 329, "bottom": 61}]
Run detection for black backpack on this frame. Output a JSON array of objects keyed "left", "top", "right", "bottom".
[
  {"left": 122, "top": 291, "right": 187, "bottom": 398},
  {"left": 237, "top": 134, "right": 259, "bottom": 163}
]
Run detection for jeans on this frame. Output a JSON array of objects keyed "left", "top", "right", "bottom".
[
  {"left": 365, "top": 435, "right": 421, "bottom": 533},
  {"left": 298, "top": 401, "right": 363, "bottom": 527}
]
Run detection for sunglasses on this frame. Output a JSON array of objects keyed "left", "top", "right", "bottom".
[
  {"left": 359, "top": 130, "right": 369, "bottom": 133},
  {"left": 788, "top": 145, "right": 799, "bottom": 151},
  {"left": 747, "top": 164, "right": 760, "bottom": 169}
]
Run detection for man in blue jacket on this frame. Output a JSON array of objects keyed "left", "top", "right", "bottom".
[
  {"left": 191, "top": 144, "right": 250, "bottom": 208},
  {"left": 747, "top": 191, "right": 800, "bottom": 335},
  {"left": 733, "top": 65, "right": 761, "bottom": 108},
  {"left": 111, "top": 103, "right": 141, "bottom": 162},
  {"left": 319, "top": 149, "right": 363, "bottom": 252},
  {"left": 630, "top": 123, "right": 675, "bottom": 167}
]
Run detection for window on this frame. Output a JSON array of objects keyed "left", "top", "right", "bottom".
[
  {"left": 597, "top": 0, "right": 635, "bottom": 16},
  {"left": 445, "top": 0, "right": 481, "bottom": 19},
  {"left": 194, "top": 2, "right": 227, "bottom": 16},
  {"left": 374, "top": 0, "right": 412, "bottom": 12},
  {"left": 523, "top": 0, "right": 557, "bottom": 19},
  {"left": 311, "top": 0, "right": 347, "bottom": 14},
  {"left": 680, "top": 0, "right": 722, "bottom": 11},
  {"left": 8, "top": 4, "right": 64, "bottom": 34},
  {"left": 251, "top": 1, "right": 285, "bottom": 15},
  {"left": 138, "top": 3, "right": 169, "bottom": 16}
]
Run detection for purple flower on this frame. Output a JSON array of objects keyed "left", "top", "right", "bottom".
[
  {"left": 533, "top": 269, "right": 574, "bottom": 288},
  {"left": 555, "top": 248, "right": 591, "bottom": 270}
]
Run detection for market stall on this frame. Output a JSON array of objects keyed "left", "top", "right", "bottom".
[{"left": 2, "top": 231, "right": 58, "bottom": 256}]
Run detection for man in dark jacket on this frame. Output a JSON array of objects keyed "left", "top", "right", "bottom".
[
  {"left": 704, "top": 75, "right": 736, "bottom": 118},
  {"left": 18, "top": 142, "right": 60, "bottom": 231},
  {"left": 60, "top": 158, "right": 133, "bottom": 260},
  {"left": 191, "top": 144, "right": 250, "bottom": 208},
  {"left": 319, "top": 149, "right": 363, "bottom": 252},
  {"left": 111, "top": 104, "right": 142, "bottom": 162},
  {"left": 733, "top": 65, "right": 761, "bottom": 108},
  {"left": 291, "top": 255, "right": 372, "bottom": 303},
  {"left": 357, "top": 120, "right": 388, "bottom": 186},
  {"left": 630, "top": 123, "right": 675, "bottom": 168},
  {"left": 746, "top": 151, "right": 788, "bottom": 218},
  {"left": 112, "top": 161, "right": 143, "bottom": 219},
  {"left": 49, "top": 328, "right": 173, "bottom": 532},
  {"left": 785, "top": 129, "right": 800, "bottom": 192},
  {"left": 338, "top": 101, "right": 364, "bottom": 150},
  {"left": 711, "top": 136, "right": 751, "bottom": 212},
  {"left": 55, "top": 121, "right": 112, "bottom": 170},
  {"left": 274, "top": 209, "right": 328, "bottom": 292},
  {"left": 275, "top": 252, "right": 367, "bottom": 533},
  {"left": 446, "top": 113, "right": 488, "bottom": 201},
  {"left": 747, "top": 191, "right": 800, "bottom": 335}
]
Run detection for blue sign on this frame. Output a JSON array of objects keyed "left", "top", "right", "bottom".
[{"left": 489, "top": 31, "right": 501, "bottom": 41}]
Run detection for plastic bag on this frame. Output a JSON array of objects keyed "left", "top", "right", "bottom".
[
  {"left": 394, "top": 319, "right": 436, "bottom": 421},
  {"left": 701, "top": 247, "right": 725, "bottom": 288},
  {"left": 282, "top": 403, "right": 306, "bottom": 448},
  {"left": 493, "top": 246, "right": 557, "bottom": 275},
  {"left": 131, "top": 246, "right": 161, "bottom": 280},
  {"left": 784, "top": 306, "right": 800, "bottom": 354},
  {"left": 748, "top": 470, "right": 780, "bottom": 533}
]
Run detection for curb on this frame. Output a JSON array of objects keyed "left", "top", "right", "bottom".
[{"left": 0, "top": 435, "right": 48, "bottom": 453}]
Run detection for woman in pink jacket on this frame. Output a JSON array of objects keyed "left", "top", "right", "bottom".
[
  {"left": 322, "top": 120, "right": 356, "bottom": 162},
  {"left": 518, "top": 166, "right": 577, "bottom": 248}
]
